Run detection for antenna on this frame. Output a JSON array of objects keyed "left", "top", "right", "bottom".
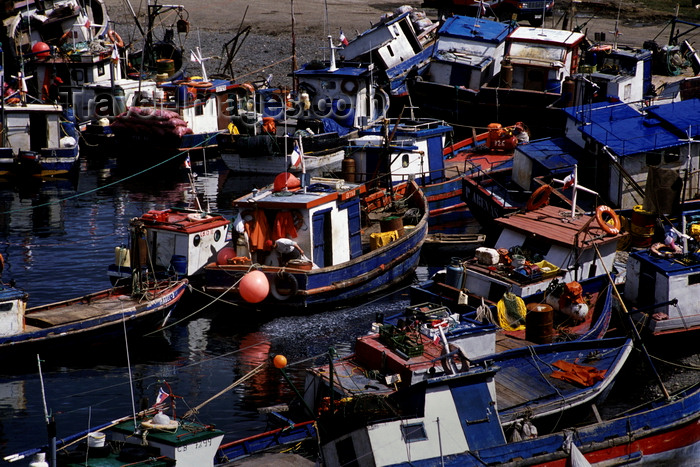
[{"left": 328, "top": 36, "right": 338, "bottom": 72}]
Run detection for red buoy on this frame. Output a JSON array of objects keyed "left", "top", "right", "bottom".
[
  {"left": 216, "top": 247, "right": 237, "bottom": 265},
  {"left": 239, "top": 270, "right": 269, "bottom": 303},
  {"left": 32, "top": 42, "right": 51, "bottom": 59}
]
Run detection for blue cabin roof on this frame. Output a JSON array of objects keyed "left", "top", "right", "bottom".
[
  {"left": 0, "top": 284, "right": 28, "bottom": 302},
  {"left": 565, "top": 102, "right": 682, "bottom": 157},
  {"left": 646, "top": 98, "right": 700, "bottom": 139},
  {"left": 517, "top": 137, "right": 582, "bottom": 170},
  {"left": 438, "top": 15, "right": 512, "bottom": 44},
  {"left": 294, "top": 64, "right": 371, "bottom": 79}
]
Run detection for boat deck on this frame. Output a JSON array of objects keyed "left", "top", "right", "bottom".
[{"left": 25, "top": 294, "right": 134, "bottom": 328}]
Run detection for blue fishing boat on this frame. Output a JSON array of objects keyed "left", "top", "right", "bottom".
[
  {"left": 0, "top": 277, "right": 188, "bottom": 364},
  {"left": 203, "top": 175, "right": 428, "bottom": 311}
]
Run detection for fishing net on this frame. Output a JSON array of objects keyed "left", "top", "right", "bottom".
[{"left": 496, "top": 292, "right": 526, "bottom": 331}]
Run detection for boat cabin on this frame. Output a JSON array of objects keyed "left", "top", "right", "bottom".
[
  {"left": 563, "top": 99, "right": 700, "bottom": 210},
  {"left": 0, "top": 285, "right": 29, "bottom": 338},
  {"left": 348, "top": 118, "right": 453, "bottom": 186},
  {"left": 108, "top": 208, "right": 231, "bottom": 286},
  {"left": 339, "top": 8, "right": 439, "bottom": 96},
  {"left": 425, "top": 15, "right": 512, "bottom": 91},
  {"left": 462, "top": 205, "right": 622, "bottom": 300},
  {"left": 485, "top": 27, "right": 584, "bottom": 95}
]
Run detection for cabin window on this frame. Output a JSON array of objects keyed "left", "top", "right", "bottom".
[
  {"left": 402, "top": 154, "right": 410, "bottom": 168},
  {"left": 521, "top": 236, "right": 551, "bottom": 259},
  {"left": 387, "top": 45, "right": 395, "bottom": 57},
  {"left": 688, "top": 273, "right": 700, "bottom": 286},
  {"left": 664, "top": 151, "right": 680, "bottom": 164},
  {"left": 646, "top": 152, "right": 662, "bottom": 166},
  {"left": 0, "top": 303, "right": 14, "bottom": 312},
  {"left": 335, "top": 437, "right": 359, "bottom": 467},
  {"left": 321, "top": 80, "right": 336, "bottom": 91},
  {"left": 401, "top": 422, "right": 427, "bottom": 442},
  {"left": 193, "top": 234, "right": 201, "bottom": 247},
  {"left": 214, "top": 230, "right": 222, "bottom": 242},
  {"left": 195, "top": 102, "right": 204, "bottom": 116},
  {"left": 97, "top": 65, "right": 105, "bottom": 77}
]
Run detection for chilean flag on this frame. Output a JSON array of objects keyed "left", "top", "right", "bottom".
[
  {"left": 562, "top": 171, "right": 575, "bottom": 189},
  {"left": 154, "top": 387, "right": 169, "bottom": 406},
  {"left": 291, "top": 142, "right": 302, "bottom": 168},
  {"left": 339, "top": 30, "right": 349, "bottom": 46},
  {"left": 184, "top": 155, "right": 191, "bottom": 169}
]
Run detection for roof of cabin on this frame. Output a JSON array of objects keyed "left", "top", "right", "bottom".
[
  {"left": 514, "top": 137, "right": 581, "bottom": 171},
  {"left": 566, "top": 102, "right": 683, "bottom": 157},
  {"left": 495, "top": 205, "right": 622, "bottom": 249},
  {"left": 646, "top": 99, "right": 700, "bottom": 140},
  {"left": 507, "top": 27, "right": 584, "bottom": 47},
  {"left": 438, "top": 15, "right": 512, "bottom": 44}
]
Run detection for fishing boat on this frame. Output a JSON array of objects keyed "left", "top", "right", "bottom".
[
  {"left": 623, "top": 208, "right": 700, "bottom": 337},
  {"left": 407, "top": 15, "right": 513, "bottom": 121},
  {"left": 301, "top": 331, "right": 632, "bottom": 465},
  {"left": 1, "top": 101, "right": 80, "bottom": 177},
  {"left": 409, "top": 271, "right": 617, "bottom": 346},
  {"left": 0, "top": 277, "right": 188, "bottom": 364},
  {"left": 4, "top": 383, "right": 225, "bottom": 466},
  {"left": 348, "top": 118, "right": 525, "bottom": 231},
  {"left": 203, "top": 174, "right": 428, "bottom": 310},
  {"left": 310, "top": 344, "right": 697, "bottom": 467}
]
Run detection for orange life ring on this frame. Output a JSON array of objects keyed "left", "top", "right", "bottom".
[
  {"left": 526, "top": 185, "right": 553, "bottom": 211},
  {"left": 107, "top": 30, "right": 124, "bottom": 48},
  {"left": 595, "top": 205, "right": 621, "bottom": 235},
  {"left": 190, "top": 81, "right": 213, "bottom": 88}
]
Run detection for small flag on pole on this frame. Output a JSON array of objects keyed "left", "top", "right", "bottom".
[
  {"left": 184, "top": 155, "right": 191, "bottom": 169},
  {"left": 562, "top": 171, "right": 575, "bottom": 189},
  {"left": 291, "top": 142, "right": 302, "bottom": 168},
  {"left": 190, "top": 50, "right": 201, "bottom": 64},
  {"left": 154, "top": 387, "right": 169, "bottom": 406},
  {"left": 339, "top": 30, "right": 349, "bottom": 47}
]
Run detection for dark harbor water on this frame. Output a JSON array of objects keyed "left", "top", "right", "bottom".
[
  {"left": 0, "top": 152, "right": 697, "bottom": 464},
  {"left": 0, "top": 153, "right": 423, "bottom": 462}
]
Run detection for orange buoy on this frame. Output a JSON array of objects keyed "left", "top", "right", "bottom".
[
  {"left": 273, "top": 354, "right": 288, "bottom": 369},
  {"left": 32, "top": 42, "right": 51, "bottom": 59},
  {"left": 216, "top": 247, "right": 237, "bottom": 265},
  {"left": 239, "top": 270, "right": 269, "bottom": 303}
]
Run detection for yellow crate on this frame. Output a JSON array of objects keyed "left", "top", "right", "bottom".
[{"left": 535, "top": 260, "right": 560, "bottom": 278}]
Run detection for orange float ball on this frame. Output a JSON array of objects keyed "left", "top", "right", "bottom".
[
  {"left": 273, "top": 354, "right": 287, "bottom": 369},
  {"left": 216, "top": 247, "right": 237, "bottom": 265},
  {"left": 238, "top": 270, "right": 269, "bottom": 303}
]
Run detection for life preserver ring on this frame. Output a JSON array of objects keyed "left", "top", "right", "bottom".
[
  {"left": 441, "top": 344, "right": 470, "bottom": 375},
  {"left": 141, "top": 419, "right": 179, "bottom": 431},
  {"left": 526, "top": 185, "right": 553, "bottom": 211},
  {"left": 107, "top": 30, "right": 124, "bottom": 48},
  {"left": 595, "top": 205, "right": 621, "bottom": 235},
  {"left": 650, "top": 242, "right": 681, "bottom": 258},
  {"left": 341, "top": 78, "right": 358, "bottom": 95},
  {"left": 269, "top": 271, "right": 298, "bottom": 301}
]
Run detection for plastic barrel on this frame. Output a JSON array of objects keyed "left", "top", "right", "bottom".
[
  {"left": 630, "top": 205, "right": 656, "bottom": 247},
  {"left": 171, "top": 255, "right": 187, "bottom": 276},
  {"left": 157, "top": 58, "right": 175, "bottom": 75},
  {"left": 525, "top": 303, "right": 553, "bottom": 344}
]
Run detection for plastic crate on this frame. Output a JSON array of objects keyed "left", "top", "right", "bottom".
[{"left": 535, "top": 260, "right": 560, "bottom": 278}]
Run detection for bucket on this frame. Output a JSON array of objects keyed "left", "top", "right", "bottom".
[
  {"left": 87, "top": 431, "right": 106, "bottom": 448},
  {"left": 171, "top": 255, "right": 187, "bottom": 276},
  {"left": 156, "top": 58, "right": 175, "bottom": 75},
  {"left": 525, "top": 303, "right": 553, "bottom": 344},
  {"left": 381, "top": 216, "right": 405, "bottom": 237},
  {"left": 445, "top": 257, "right": 464, "bottom": 289}
]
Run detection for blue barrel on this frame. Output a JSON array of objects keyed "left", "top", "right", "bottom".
[
  {"left": 171, "top": 255, "right": 187, "bottom": 276},
  {"left": 445, "top": 257, "right": 464, "bottom": 289}
]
